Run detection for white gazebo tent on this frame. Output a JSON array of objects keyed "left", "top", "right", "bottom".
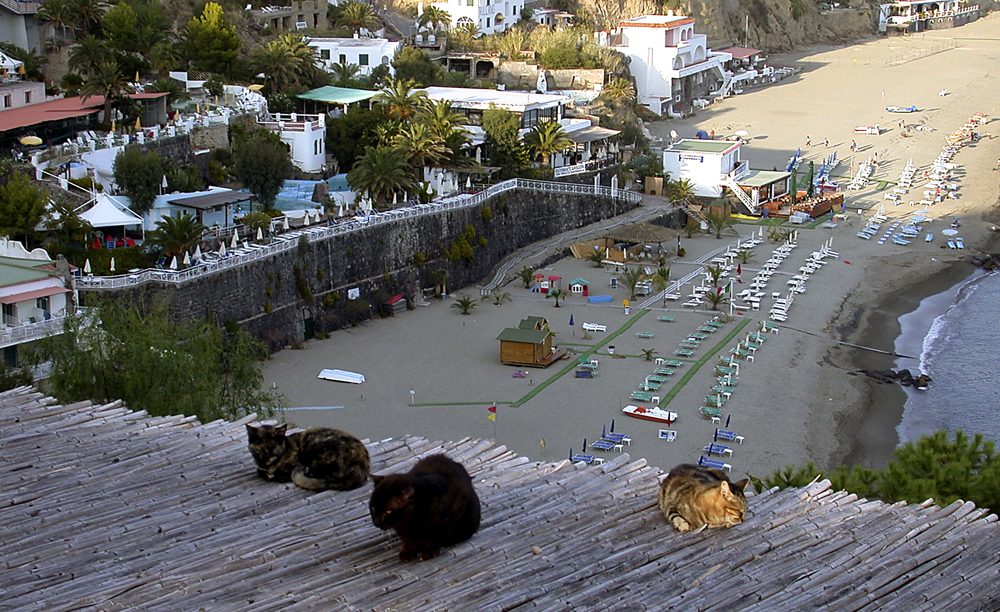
[
  {"left": 0, "top": 50, "right": 23, "bottom": 76},
  {"left": 76, "top": 194, "right": 144, "bottom": 241}
]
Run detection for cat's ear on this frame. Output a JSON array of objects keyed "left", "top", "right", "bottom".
[
  {"left": 276, "top": 423, "right": 288, "bottom": 436},
  {"left": 401, "top": 485, "right": 416, "bottom": 502},
  {"left": 371, "top": 474, "right": 385, "bottom": 485},
  {"left": 732, "top": 478, "right": 749, "bottom": 493},
  {"left": 246, "top": 423, "right": 260, "bottom": 441}
]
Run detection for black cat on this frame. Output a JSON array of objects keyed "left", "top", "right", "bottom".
[{"left": 369, "top": 454, "right": 481, "bottom": 561}]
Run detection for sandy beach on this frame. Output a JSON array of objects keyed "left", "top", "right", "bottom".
[{"left": 263, "top": 16, "right": 1000, "bottom": 480}]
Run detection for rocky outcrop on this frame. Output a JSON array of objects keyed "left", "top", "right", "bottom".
[
  {"left": 859, "top": 368, "right": 932, "bottom": 388},
  {"left": 969, "top": 253, "right": 1000, "bottom": 270}
]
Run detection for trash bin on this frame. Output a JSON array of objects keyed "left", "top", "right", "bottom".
[
  {"left": 624, "top": 306, "right": 630, "bottom": 315},
  {"left": 608, "top": 346, "right": 615, "bottom": 355}
]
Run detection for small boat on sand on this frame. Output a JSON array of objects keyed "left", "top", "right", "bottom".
[
  {"left": 885, "top": 105, "right": 918, "bottom": 113},
  {"left": 622, "top": 404, "right": 678, "bottom": 424},
  {"left": 318, "top": 369, "right": 365, "bottom": 384}
]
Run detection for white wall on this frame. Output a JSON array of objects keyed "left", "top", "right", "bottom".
[{"left": 308, "top": 39, "right": 400, "bottom": 75}]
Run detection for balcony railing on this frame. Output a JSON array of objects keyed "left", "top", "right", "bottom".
[
  {"left": 76, "top": 179, "right": 640, "bottom": 291},
  {"left": 0, "top": 309, "right": 84, "bottom": 349}
]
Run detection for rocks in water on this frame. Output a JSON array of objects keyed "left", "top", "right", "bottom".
[
  {"left": 858, "top": 368, "right": 932, "bottom": 388},
  {"left": 970, "top": 253, "right": 1000, "bottom": 270}
]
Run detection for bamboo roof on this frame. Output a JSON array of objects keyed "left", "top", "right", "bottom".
[
  {"left": 605, "top": 222, "right": 681, "bottom": 244},
  {"left": 2, "top": 387, "right": 999, "bottom": 611}
]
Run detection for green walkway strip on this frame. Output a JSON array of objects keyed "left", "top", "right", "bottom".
[
  {"left": 658, "top": 318, "right": 752, "bottom": 408},
  {"left": 409, "top": 401, "right": 512, "bottom": 407},
  {"left": 510, "top": 308, "right": 651, "bottom": 408}
]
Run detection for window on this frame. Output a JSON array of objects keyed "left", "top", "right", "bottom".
[
  {"left": 2, "top": 95, "right": 10, "bottom": 108},
  {"left": 486, "top": 17, "right": 490, "bottom": 27},
  {"left": 320, "top": 49, "right": 330, "bottom": 60},
  {"left": 466, "top": 0, "right": 473, "bottom": 5},
  {"left": 339, "top": 54, "right": 346, "bottom": 64},
  {"left": 35, "top": 296, "right": 49, "bottom": 314},
  {"left": 24, "top": 91, "right": 31, "bottom": 104},
  {"left": 359, "top": 54, "right": 369, "bottom": 66},
  {"left": 2, "top": 303, "right": 14, "bottom": 325}
]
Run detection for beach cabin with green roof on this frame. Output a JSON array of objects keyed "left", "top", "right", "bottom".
[{"left": 497, "top": 317, "right": 564, "bottom": 367}]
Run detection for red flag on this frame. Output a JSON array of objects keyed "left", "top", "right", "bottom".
[
  {"left": 488, "top": 405, "right": 497, "bottom": 413},
  {"left": 717, "top": 286, "right": 723, "bottom": 294},
  {"left": 737, "top": 263, "right": 742, "bottom": 276}
]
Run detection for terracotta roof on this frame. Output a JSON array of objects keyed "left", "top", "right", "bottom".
[
  {"left": 1, "top": 388, "right": 999, "bottom": 611},
  {"left": 715, "top": 46, "right": 764, "bottom": 60},
  {"left": 0, "top": 92, "right": 169, "bottom": 133}
]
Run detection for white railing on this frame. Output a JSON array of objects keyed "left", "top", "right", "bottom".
[
  {"left": 0, "top": 309, "right": 82, "bottom": 349},
  {"left": 76, "top": 179, "right": 640, "bottom": 290},
  {"left": 723, "top": 173, "right": 758, "bottom": 214},
  {"left": 553, "top": 156, "right": 616, "bottom": 177}
]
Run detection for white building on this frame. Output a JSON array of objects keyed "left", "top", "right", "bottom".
[
  {"left": 427, "top": 0, "right": 523, "bottom": 35},
  {"left": 663, "top": 139, "right": 789, "bottom": 215},
  {"left": 307, "top": 37, "right": 402, "bottom": 76},
  {"left": 0, "top": 239, "right": 75, "bottom": 360},
  {"left": 258, "top": 112, "right": 326, "bottom": 174},
  {"left": 605, "top": 14, "right": 731, "bottom": 116}
]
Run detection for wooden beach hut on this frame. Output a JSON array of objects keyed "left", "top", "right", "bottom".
[{"left": 497, "top": 317, "right": 564, "bottom": 367}]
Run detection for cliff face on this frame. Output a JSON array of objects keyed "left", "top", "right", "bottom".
[{"left": 672, "top": 0, "right": 878, "bottom": 52}]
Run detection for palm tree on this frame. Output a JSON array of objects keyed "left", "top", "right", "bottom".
[
  {"left": 36, "top": 0, "right": 76, "bottom": 41},
  {"left": 251, "top": 40, "right": 301, "bottom": 92},
  {"left": 279, "top": 33, "right": 320, "bottom": 83},
  {"left": 586, "top": 251, "right": 604, "bottom": 267},
  {"left": 481, "top": 290, "right": 511, "bottom": 306},
  {"left": 332, "top": 62, "right": 361, "bottom": 86},
  {"left": 418, "top": 100, "right": 465, "bottom": 140},
  {"left": 650, "top": 266, "right": 672, "bottom": 307},
  {"left": 524, "top": 120, "right": 574, "bottom": 168},
  {"left": 337, "top": 2, "right": 380, "bottom": 36},
  {"left": 73, "top": 0, "right": 106, "bottom": 36},
  {"left": 546, "top": 288, "right": 566, "bottom": 307},
  {"left": 617, "top": 266, "right": 647, "bottom": 300},
  {"left": 68, "top": 35, "right": 112, "bottom": 76},
  {"left": 601, "top": 78, "right": 636, "bottom": 102},
  {"left": 376, "top": 78, "right": 428, "bottom": 121},
  {"left": 705, "top": 211, "right": 738, "bottom": 239},
  {"left": 669, "top": 178, "right": 696, "bottom": 205},
  {"left": 418, "top": 6, "right": 451, "bottom": 31},
  {"left": 146, "top": 213, "right": 207, "bottom": 256},
  {"left": 80, "top": 61, "right": 134, "bottom": 125},
  {"left": 640, "top": 348, "right": 658, "bottom": 361},
  {"left": 147, "top": 78, "right": 190, "bottom": 108},
  {"left": 347, "top": 146, "right": 417, "bottom": 207},
  {"left": 516, "top": 266, "right": 534, "bottom": 288},
  {"left": 704, "top": 289, "right": 729, "bottom": 311},
  {"left": 392, "top": 123, "right": 449, "bottom": 178},
  {"left": 736, "top": 249, "right": 757, "bottom": 264},
  {"left": 150, "top": 41, "right": 181, "bottom": 79},
  {"left": 684, "top": 216, "right": 702, "bottom": 238},
  {"left": 704, "top": 264, "right": 725, "bottom": 288},
  {"left": 451, "top": 295, "right": 477, "bottom": 315}
]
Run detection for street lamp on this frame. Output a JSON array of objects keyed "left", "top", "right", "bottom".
[{"left": 409, "top": 388, "right": 415, "bottom": 406}]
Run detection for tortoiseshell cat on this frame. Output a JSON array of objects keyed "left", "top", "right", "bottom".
[
  {"left": 369, "top": 454, "right": 481, "bottom": 561},
  {"left": 246, "top": 421, "right": 370, "bottom": 491},
  {"left": 658, "top": 464, "right": 749, "bottom": 532}
]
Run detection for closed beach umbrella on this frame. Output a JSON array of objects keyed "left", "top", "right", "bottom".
[
  {"left": 170, "top": 256, "right": 178, "bottom": 270},
  {"left": 256, "top": 227, "right": 263, "bottom": 241},
  {"left": 194, "top": 244, "right": 202, "bottom": 260},
  {"left": 282, "top": 217, "right": 289, "bottom": 231},
  {"left": 725, "top": 415, "right": 732, "bottom": 428},
  {"left": 182, "top": 251, "right": 191, "bottom": 266},
  {"left": 109, "top": 257, "right": 115, "bottom": 273},
  {"left": 611, "top": 418, "right": 616, "bottom": 432},
  {"left": 218, "top": 243, "right": 227, "bottom": 257},
  {"left": 569, "top": 314, "right": 574, "bottom": 326},
  {"left": 230, "top": 233, "right": 239, "bottom": 249}
]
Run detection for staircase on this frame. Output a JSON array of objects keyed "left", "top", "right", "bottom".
[{"left": 722, "top": 174, "right": 759, "bottom": 215}]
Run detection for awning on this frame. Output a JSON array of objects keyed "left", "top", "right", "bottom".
[
  {"left": 567, "top": 126, "right": 621, "bottom": 144},
  {"left": 0, "top": 285, "right": 69, "bottom": 304},
  {"left": 737, "top": 170, "right": 791, "bottom": 188},
  {"left": 715, "top": 46, "right": 763, "bottom": 60},
  {"left": 169, "top": 191, "right": 252, "bottom": 211},
  {"left": 77, "top": 194, "right": 143, "bottom": 228},
  {"left": 297, "top": 86, "right": 380, "bottom": 105}
]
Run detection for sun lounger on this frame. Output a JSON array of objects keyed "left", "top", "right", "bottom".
[
  {"left": 646, "top": 375, "right": 668, "bottom": 384},
  {"left": 674, "top": 349, "right": 695, "bottom": 357},
  {"left": 639, "top": 381, "right": 660, "bottom": 391},
  {"left": 715, "top": 429, "right": 745, "bottom": 444},
  {"left": 657, "top": 316, "right": 675, "bottom": 322},
  {"left": 700, "top": 406, "right": 723, "bottom": 420},
  {"left": 590, "top": 438, "right": 619, "bottom": 452},
  {"left": 582, "top": 323, "right": 607, "bottom": 332},
  {"left": 703, "top": 443, "right": 734, "bottom": 457},
  {"left": 660, "top": 359, "right": 685, "bottom": 368},
  {"left": 575, "top": 370, "right": 594, "bottom": 378},
  {"left": 689, "top": 332, "right": 709, "bottom": 340},
  {"left": 715, "top": 365, "right": 737, "bottom": 376},
  {"left": 705, "top": 396, "right": 726, "bottom": 408},
  {"left": 703, "top": 321, "right": 725, "bottom": 329},
  {"left": 569, "top": 448, "right": 602, "bottom": 465},
  {"left": 956, "top": 237, "right": 965, "bottom": 249},
  {"left": 698, "top": 455, "right": 732, "bottom": 472},
  {"left": 697, "top": 326, "right": 717, "bottom": 334},
  {"left": 653, "top": 368, "right": 676, "bottom": 376},
  {"left": 658, "top": 429, "right": 677, "bottom": 442},
  {"left": 630, "top": 391, "right": 653, "bottom": 402},
  {"left": 947, "top": 239, "right": 957, "bottom": 249},
  {"left": 635, "top": 332, "right": 655, "bottom": 340}
]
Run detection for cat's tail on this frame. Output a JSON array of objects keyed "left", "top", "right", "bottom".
[{"left": 292, "top": 465, "right": 370, "bottom": 491}]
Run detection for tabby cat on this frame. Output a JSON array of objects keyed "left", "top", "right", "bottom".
[
  {"left": 658, "top": 463, "right": 749, "bottom": 532},
  {"left": 369, "top": 454, "right": 481, "bottom": 561},
  {"left": 246, "top": 421, "right": 370, "bottom": 491}
]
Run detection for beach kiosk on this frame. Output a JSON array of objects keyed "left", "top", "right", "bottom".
[{"left": 497, "top": 317, "right": 565, "bottom": 367}]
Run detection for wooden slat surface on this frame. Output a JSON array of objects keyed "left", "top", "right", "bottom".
[{"left": 1, "top": 387, "right": 998, "bottom": 612}]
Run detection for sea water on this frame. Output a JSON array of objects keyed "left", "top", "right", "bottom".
[{"left": 894, "top": 268, "right": 1000, "bottom": 446}]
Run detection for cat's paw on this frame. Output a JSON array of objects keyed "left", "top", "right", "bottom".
[
  {"left": 671, "top": 517, "right": 693, "bottom": 532},
  {"left": 399, "top": 548, "right": 419, "bottom": 562},
  {"left": 419, "top": 548, "right": 441, "bottom": 561}
]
